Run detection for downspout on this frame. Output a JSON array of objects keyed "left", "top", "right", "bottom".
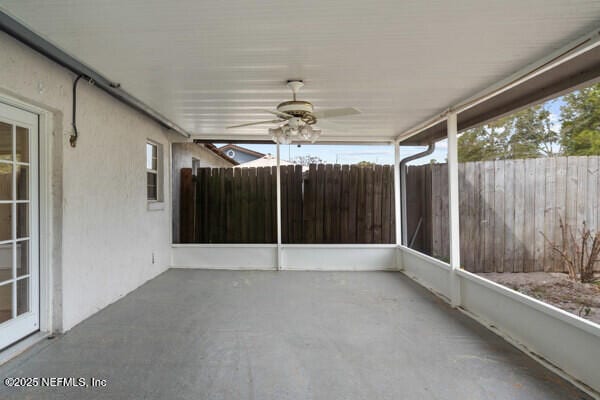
[{"left": 399, "top": 143, "right": 435, "bottom": 246}]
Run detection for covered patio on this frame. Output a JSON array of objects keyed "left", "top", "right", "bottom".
[
  {"left": 0, "top": 1, "right": 599, "bottom": 399},
  {"left": 0, "top": 269, "right": 591, "bottom": 399}
]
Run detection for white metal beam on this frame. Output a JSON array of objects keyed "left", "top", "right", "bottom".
[
  {"left": 447, "top": 112, "right": 461, "bottom": 307},
  {"left": 394, "top": 141, "right": 401, "bottom": 246},
  {"left": 190, "top": 133, "right": 396, "bottom": 144},
  {"left": 276, "top": 141, "right": 282, "bottom": 270}
]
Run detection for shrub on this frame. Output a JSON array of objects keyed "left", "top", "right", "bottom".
[{"left": 542, "top": 217, "right": 599, "bottom": 283}]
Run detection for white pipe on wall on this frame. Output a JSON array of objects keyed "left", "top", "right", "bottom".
[{"left": 399, "top": 143, "right": 435, "bottom": 245}]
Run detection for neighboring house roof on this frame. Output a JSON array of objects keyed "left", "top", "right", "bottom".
[
  {"left": 236, "top": 154, "right": 293, "bottom": 168},
  {"left": 218, "top": 144, "right": 265, "bottom": 158},
  {"left": 202, "top": 143, "right": 239, "bottom": 165}
]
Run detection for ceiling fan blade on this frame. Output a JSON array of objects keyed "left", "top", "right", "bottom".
[
  {"left": 226, "top": 119, "right": 283, "bottom": 129},
  {"left": 315, "top": 119, "right": 343, "bottom": 130},
  {"left": 313, "top": 107, "right": 361, "bottom": 119},
  {"left": 262, "top": 109, "right": 294, "bottom": 119}
]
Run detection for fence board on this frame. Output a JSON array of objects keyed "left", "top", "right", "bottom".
[
  {"left": 534, "top": 158, "right": 546, "bottom": 272},
  {"left": 180, "top": 168, "right": 194, "bottom": 243},
  {"left": 431, "top": 164, "right": 442, "bottom": 257},
  {"left": 440, "top": 164, "right": 449, "bottom": 260},
  {"left": 503, "top": 160, "right": 515, "bottom": 273},
  {"left": 389, "top": 166, "right": 396, "bottom": 244},
  {"left": 293, "top": 165, "right": 304, "bottom": 243},
  {"left": 340, "top": 165, "right": 350, "bottom": 243},
  {"left": 271, "top": 166, "right": 277, "bottom": 242},
  {"left": 523, "top": 159, "right": 536, "bottom": 272},
  {"left": 513, "top": 160, "right": 526, "bottom": 272},
  {"left": 348, "top": 166, "right": 359, "bottom": 242},
  {"left": 381, "top": 165, "right": 392, "bottom": 244},
  {"left": 483, "top": 161, "right": 495, "bottom": 272},
  {"left": 304, "top": 165, "right": 316, "bottom": 243},
  {"left": 494, "top": 160, "right": 505, "bottom": 272},
  {"left": 576, "top": 157, "right": 588, "bottom": 243},
  {"left": 462, "top": 162, "right": 475, "bottom": 271},
  {"left": 373, "top": 165, "right": 383, "bottom": 243},
  {"left": 225, "top": 168, "right": 234, "bottom": 242},
  {"left": 589, "top": 157, "right": 599, "bottom": 236},
  {"left": 553, "top": 157, "right": 567, "bottom": 272},
  {"left": 543, "top": 158, "right": 556, "bottom": 272},
  {"left": 475, "top": 161, "right": 485, "bottom": 272},
  {"left": 405, "top": 155, "right": 600, "bottom": 274}
]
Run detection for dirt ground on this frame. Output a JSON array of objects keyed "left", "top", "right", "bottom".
[{"left": 477, "top": 272, "right": 600, "bottom": 325}]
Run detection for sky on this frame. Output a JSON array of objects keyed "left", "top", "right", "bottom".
[{"left": 218, "top": 96, "right": 566, "bottom": 166}]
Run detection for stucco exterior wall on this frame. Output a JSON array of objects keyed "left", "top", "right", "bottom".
[
  {"left": 0, "top": 32, "right": 175, "bottom": 332},
  {"left": 171, "top": 143, "right": 232, "bottom": 243}
]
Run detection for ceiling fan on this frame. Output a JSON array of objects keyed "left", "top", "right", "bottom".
[{"left": 226, "top": 80, "right": 360, "bottom": 144}]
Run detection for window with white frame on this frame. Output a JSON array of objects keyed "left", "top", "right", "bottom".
[{"left": 146, "top": 141, "right": 162, "bottom": 201}]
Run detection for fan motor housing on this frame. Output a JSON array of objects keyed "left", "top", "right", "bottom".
[{"left": 277, "top": 100, "right": 316, "bottom": 124}]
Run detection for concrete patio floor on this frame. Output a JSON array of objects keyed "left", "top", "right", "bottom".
[{"left": 0, "top": 269, "right": 592, "bottom": 399}]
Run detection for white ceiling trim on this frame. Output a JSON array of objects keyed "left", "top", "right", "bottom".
[
  {"left": 191, "top": 133, "right": 396, "bottom": 144},
  {"left": 395, "top": 26, "right": 600, "bottom": 143}
]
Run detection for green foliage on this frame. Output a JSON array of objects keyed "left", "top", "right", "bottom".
[
  {"left": 560, "top": 83, "right": 600, "bottom": 156},
  {"left": 458, "top": 82, "right": 600, "bottom": 161},
  {"left": 457, "top": 106, "right": 556, "bottom": 162},
  {"left": 356, "top": 160, "right": 375, "bottom": 167},
  {"left": 508, "top": 107, "right": 559, "bottom": 158},
  {"left": 563, "top": 130, "right": 600, "bottom": 155}
]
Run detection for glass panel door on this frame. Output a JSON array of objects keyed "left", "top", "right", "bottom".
[{"left": 0, "top": 103, "right": 39, "bottom": 350}]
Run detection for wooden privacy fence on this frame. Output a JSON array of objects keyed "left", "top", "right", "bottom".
[
  {"left": 407, "top": 155, "right": 600, "bottom": 273},
  {"left": 303, "top": 164, "right": 395, "bottom": 243},
  {"left": 180, "top": 164, "right": 395, "bottom": 244},
  {"left": 180, "top": 166, "right": 280, "bottom": 243}
]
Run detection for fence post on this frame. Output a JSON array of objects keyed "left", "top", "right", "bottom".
[
  {"left": 447, "top": 112, "right": 461, "bottom": 307},
  {"left": 180, "top": 168, "right": 195, "bottom": 243}
]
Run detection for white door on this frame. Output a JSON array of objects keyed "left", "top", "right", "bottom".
[{"left": 0, "top": 102, "right": 39, "bottom": 350}]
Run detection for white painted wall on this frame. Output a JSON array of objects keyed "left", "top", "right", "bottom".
[
  {"left": 172, "top": 244, "right": 278, "bottom": 270},
  {"left": 0, "top": 32, "right": 175, "bottom": 332},
  {"left": 397, "top": 246, "right": 600, "bottom": 396},
  {"left": 171, "top": 244, "right": 398, "bottom": 271},
  {"left": 171, "top": 143, "right": 232, "bottom": 243},
  {"left": 282, "top": 245, "right": 397, "bottom": 271}
]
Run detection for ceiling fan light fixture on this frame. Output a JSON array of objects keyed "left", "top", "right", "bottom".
[
  {"left": 269, "top": 127, "right": 282, "bottom": 142},
  {"left": 280, "top": 131, "right": 293, "bottom": 145},
  {"left": 300, "top": 124, "right": 321, "bottom": 143},
  {"left": 309, "top": 128, "right": 321, "bottom": 143},
  {"left": 270, "top": 126, "right": 294, "bottom": 145},
  {"left": 300, "top": 124, "right": 312, "bottom": 139}
]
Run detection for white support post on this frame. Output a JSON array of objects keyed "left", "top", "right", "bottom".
[
  {"left": 447, "top": 112, "right": 461, "bottom": 307},
  {"left": 276, "top": 141, "right": 282, "bottom": 270},
  {"left": 394, "top": 140, "right": 402, "bottom": 244},
  {"left": 393, "top": 140, "right": 402, "bottom": 270}
]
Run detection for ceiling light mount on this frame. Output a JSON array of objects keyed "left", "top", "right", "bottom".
[{"left": 286, "top": 80, "right": 304, "bottom": 101}]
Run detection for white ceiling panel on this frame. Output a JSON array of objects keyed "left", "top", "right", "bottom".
[{"left": 1, "top": 0, "right": 600, "bottom": 140}]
